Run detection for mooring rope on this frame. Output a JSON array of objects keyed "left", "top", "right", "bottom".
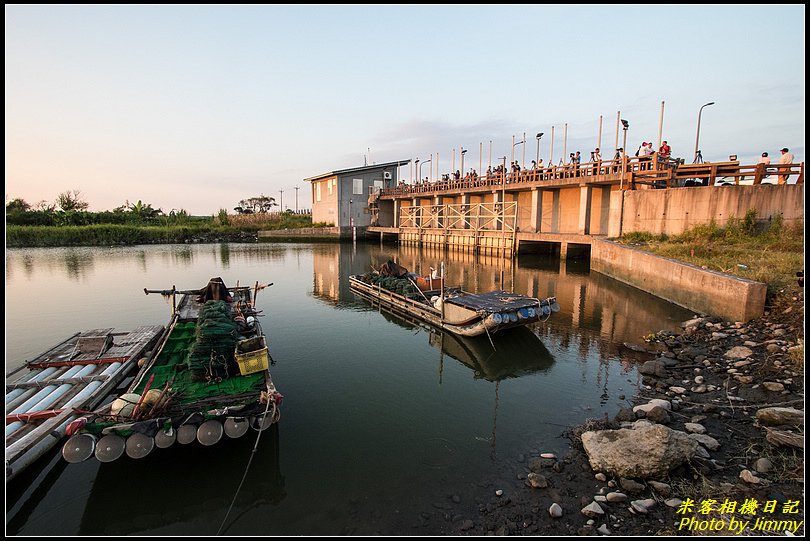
[{"left": 216, "top": 395, "right": 277, "bottom": 536}]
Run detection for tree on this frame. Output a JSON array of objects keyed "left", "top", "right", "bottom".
[
  {"left": 6, "top": 198, "right": 31, "bottom": 213},
  {"left": 234, "top": 195, "right": 277, "bottom": 214},
  {"left": 55, "top": 190, "right": 89, "bottom": 212}
]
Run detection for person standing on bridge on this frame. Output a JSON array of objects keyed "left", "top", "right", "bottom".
[
  {"left": 778, "top": 148, "right": 794, "bottom": 184},
  {"left": 658, "top": 141, "right": 671, "bottom": 159},
  {"left": 757, "top": 152, "right": 771, "bottom": 165}
]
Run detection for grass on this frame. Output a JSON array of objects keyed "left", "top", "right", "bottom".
[{"left": 617, "top": 211, "right": 804, "bottom": 300}]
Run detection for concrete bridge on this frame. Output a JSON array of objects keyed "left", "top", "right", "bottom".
[{"left": 368, "top": 156, "right": 804, "bottom": 256}]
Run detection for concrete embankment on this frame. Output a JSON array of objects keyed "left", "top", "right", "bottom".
[
  {"left": 591, "top": 238, "right": 766, "bottom": 322},
  {"left": 258, "top": 227, "right": 359, "bottom": 242}
]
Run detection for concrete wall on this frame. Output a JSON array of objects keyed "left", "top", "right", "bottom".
[
  {"left": 311, "top": 175, "right": 338, "bottom": 226},
  {"left": 615, "top": 184, "right": 804, "bottom": 236},
  {"left": 591, "top": 238, "right": 766, "bottom": 322}
]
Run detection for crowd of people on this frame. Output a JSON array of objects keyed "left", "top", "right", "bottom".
[{"left": 394, "top": 144, "right": 796, "bottom": 189}]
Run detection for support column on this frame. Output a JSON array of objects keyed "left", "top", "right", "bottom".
[
  {"left": 560, "top": 241, "right": 569, "bottom": 260},
  {"left": 394, "top": 199, "right": 401, "bottom": 228},
  {"left": 578, "top": 185, "right": 593, "bottom": 235},
  {"left": 530, "top": 188, "right": 544, "bottom": 233},
  {"left": 461, "top": 193, "right": 470, "bottom": 229}
]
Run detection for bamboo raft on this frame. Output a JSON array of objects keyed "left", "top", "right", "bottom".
[
  {"left": 5, "top": 325, "right": 164, "bottom": 481},
  {"left": 349, "top": 274, "right": 559, "bottom": 337}
]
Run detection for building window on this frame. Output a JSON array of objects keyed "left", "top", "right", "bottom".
[
  {"left": 353, "top": 178, "right": 363, "bottom": 195},
  {"left": 328, "top": 178, "right": 333, "bottom": 196},
  {"left": 316, "top": 182, "right": 322, "bottom": 202}
]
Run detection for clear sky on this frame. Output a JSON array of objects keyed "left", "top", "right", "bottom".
[{"left": 5, "top": 5, "right": 806, "bottom": 215}]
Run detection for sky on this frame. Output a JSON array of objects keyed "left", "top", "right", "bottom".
[{"left": 5, "top": 5, "right": 806, "bottom": 215}]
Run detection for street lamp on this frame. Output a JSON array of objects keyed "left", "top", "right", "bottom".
[
  {"left": 419, "top": 158, "right": 431, "bottom": 182},
  {"left": 414, "top": 158, "right": 419, "bottom": 183},
  {"left": 694, "top": 102, "right": 714, "bottom": 163},
  {"left": 279, "top": 189, "right": 284, "bottom": 212},
  {"left": 535, "top": 132, "right": 544, "bottom": 164},
  {"left": 294, "top": 186, "right": 299, "bottom": 213},
  {"left": 460, "top": 148, "right": 467, "bottom": 177},
  {"left": 620, "top": 119, "right": 629, "bottom": 189}
]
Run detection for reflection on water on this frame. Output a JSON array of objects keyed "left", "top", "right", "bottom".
[{"left": 5, "top": 242, "right": 695, "bottom": 536}]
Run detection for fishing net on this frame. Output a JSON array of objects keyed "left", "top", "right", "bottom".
[
  {"left": 187, "top": 300, "right": 239, "bottom": 381},
  {"left": 358, "top": 272, "right": 417, "bottom": 296}
]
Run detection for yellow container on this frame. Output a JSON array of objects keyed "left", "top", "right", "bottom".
[{"left": 235, "top": 336, "right": 269, "bottom": 376}]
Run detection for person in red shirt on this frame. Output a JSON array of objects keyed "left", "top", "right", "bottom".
[{"left": 658, "top": 140, "right": 671, "bottom": 159}]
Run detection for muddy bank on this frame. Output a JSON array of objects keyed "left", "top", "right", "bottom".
[{"left": 445, "top": 285, "right": 804, "bottom": 536}]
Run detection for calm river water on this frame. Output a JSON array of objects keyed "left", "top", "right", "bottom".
[{"left": 5, "top": 242, "right": 693, "bottom": 535}]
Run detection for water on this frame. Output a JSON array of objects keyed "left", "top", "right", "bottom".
[{"left": 5, "top": 242, "right": 693, "bottom": 535}]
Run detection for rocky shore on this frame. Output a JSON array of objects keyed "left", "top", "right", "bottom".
[{"left": 454, "top": 285, "right": 804, "bottom": 536}]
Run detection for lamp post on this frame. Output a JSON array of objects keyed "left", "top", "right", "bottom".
[
  {"left": 414, "top": 158, "right": 419, "bottom": 183},
  {"left": 294, "top": 186, "right": 299, "bottom": 213},
  {"left": 460, "top": 148, "right": 467, "bottom": 177},
  {"left": 419, "top": 158, "right": 431, "bottom": 182},
  {"left": 279, "top": 189, "right": 284, "bottom": 212},
  {"left": 512, "top": 137, "right": 524, "bottom": 181},
  {"left": 694, "top": 101, "right": 715, "bottom": 163},
  {"left": 535, "top": 132, "right": 544, "bottom": 164},
  {"left": 620, "top": 119, "right": 629, "bottom": 189}
]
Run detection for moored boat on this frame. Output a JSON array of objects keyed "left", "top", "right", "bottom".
[
  {"left": 5, "top": 325, "right": 164, "bottom": 480},
  {"left": 60, "top": 277, "right": 282, "bottom": 465},
  {"left": 350, "top": 262, "right": 558, "bottom": 337}
]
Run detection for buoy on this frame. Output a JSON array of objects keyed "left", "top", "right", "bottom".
[
  {"left": 518, "top": 308, "right": 529, "bottom": 319},
  {"left": 141, "top": 389, "right": 163, "bottom": 406},
  {"left": 95, "top": 434, "right": 126, "bottom": 462},
  {"left": 224, "top": 417, "right": 249, "bottom": 439},
  {"left": 491, "top": 313, "right": 503, "bottom": 324},
  {"left": 550, "top": 302, "right": 561, "bottom": 312},
  {"left": 177, "top": 424, "right": 198, "bottom": 445},
  {"left": 508, "top": 312, "right": 518, "bottom": 323},
  {"left": 197, "top": 420, "right": 224, "bottom": 446},
  {"left": 154, "top": 427, "right": 176, "bottom": 448},
  {"left": 542, "top": 304, "right": 551, "bottom": 316},
  {"left": 250, "top": 413, "right": 274, "bottom": 432},
  {"left": 527, "top": 307, "right": 536, "bottom": 318},
  {"left": 62, "top": 434, "right": 96, "bottom": 463},
  {"left": 111, "top": 393, "right": 141, "bottom": 418},
  {"left": 137, "top": 357, "right": 148, "bottom": 369},
  {"left": 125, "top": 432, "right": 154, "bottom": 459}
]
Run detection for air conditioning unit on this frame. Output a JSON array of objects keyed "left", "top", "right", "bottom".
[{"left": 383, "top": 171, "right": 392, "bottom": 180}]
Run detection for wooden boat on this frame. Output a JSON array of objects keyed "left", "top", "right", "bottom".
[
  {"left": 5, "top": 325, "right": 164, "bottom": 481},
  {"left": 349, "top": 272, "right": 559, "bottom": 337},
  {"left": 59, "top": 278, "right": 282, "bottom": 465}
]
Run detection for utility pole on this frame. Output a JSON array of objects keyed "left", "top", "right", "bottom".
[
  {"left": 279, "top": 189, "right": 284, "bottom": 212},
  {"left": 294, "top": 186, "right": 299, "bottom": 212}
]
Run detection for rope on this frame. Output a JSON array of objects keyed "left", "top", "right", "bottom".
[{"left": 216, "top": 396, "right": 277, "bottom": 536}]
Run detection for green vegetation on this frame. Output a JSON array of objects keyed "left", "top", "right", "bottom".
[
  {"left": 6, "top": 195, "right": 320, "bottom": 247},
  {"left": 618, "top": 210, "right": 804, "bottom": 298}
]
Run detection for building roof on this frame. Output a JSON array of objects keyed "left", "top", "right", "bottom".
[{"left": 303, "top": 160, "right": 411, "bottom": 182}]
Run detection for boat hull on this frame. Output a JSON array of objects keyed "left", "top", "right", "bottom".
[{"left": 349, "top": 275, "right": 554, "bottom": 337}]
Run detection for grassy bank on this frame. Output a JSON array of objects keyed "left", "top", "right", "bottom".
[
  {"left": 5, "top": 213, "right": 328, "bottom": 247},
  {"left": 617, "top": 211, "right": 804, "bottom": 299}
]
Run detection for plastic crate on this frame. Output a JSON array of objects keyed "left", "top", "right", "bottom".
[{"left": 235, "top": 336, "right": 268, "bottom": 375}]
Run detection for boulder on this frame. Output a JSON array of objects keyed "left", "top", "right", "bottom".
[
  {"left": 581, "top": 424, "right": 698, "bottom": 479},
  {"left": 755, "top": 407, "right": 804, "bottom": 427}
]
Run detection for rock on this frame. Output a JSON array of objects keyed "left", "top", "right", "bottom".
[
  {"left": 597, "top": 524, "right": 611, "bottom": 535},
  {"left": 606, "top": 492, "right": 628, "bottom": 503},
  {"left": 694, "top": 375, "right": 705, "bottom": 384},
  {"left": 691, "top": 384, "right": 708, "bottom": 393},
  {"left": 495, "top": 489, "right": 503, "bottom": 497},
  {"left": 682, "top": 317, "right": 708, "bottom": 329},
  {"left": 630, "top": 500, "right": 649, "bottom": 514},
  {"left": 724, "top": 346, "right": 754, "bottom": 360},
  {"left": 549, "top": 502, "right": 563, "bottom": 518},
  {"left": 619, "top": 478, "right": 645, "bottom": 493},
  {"left": 639, "top": 360, "right": 667, "bottom": 378},
  {"left": 765, "top": 428, "right": 804, "bottom": 448},
  {"left": 645, "top": 406, "right": 671, "bottom": 424},
  {"left": 581, "top": 424, "right": 698, "bottom": 479},
  {"left": 526, "top": 473, "right": 548, "bottom": 489},
  {"left": 632, "top": 399, "right": 672, "bottom": 414},
  {"left": 684, "top": 423, "right": 706, "bottom": 434},
  {"left": 614, "top": 408, "right": 636, "bottom": 423},
  {"left": 460, "top": 520, "right": 474, "bottom": 531},
  {"left": 740, "top": 469, "right": 762, "bottom": 484},
  {"left": 669, "top": 386, "right": 687, "bottom": 395},
  {"left": 595, "top": 472, "right": 607, "bottom": 482},
  {"left": 755, "top": 407, "right": 804, "bottom": 427},
  {"left": 694, "top": 445, "right": 711, "bottom": 458},
  {"left": 761, "top": 382, "right": 785, "bottom": 392},
  {"left": 647, "top": 480, "right": 672, "bottom": 496},
  {"left": 733, "top": 359, "right": 752, "bottom": 368},
  {"left": 540, "top": 452, "right": 556, "bottom": 459},
  {"left": 581, "top": 501, "right": 605, "bottom": 518},
  {"left": 734, "top": 375, "right": 754, "bottom": 384},
  {"left": 623, "top": 342, "right": 648, "bottom": 353},
  {"left": 665, "top": 498, "right": 683, "bottom": 508},
  {"left": 594, "top": 495, "right": 607, "bottom": 502},
  {"left": 528, "top": 457, "right": 556, "bottom": 471},
  {"left": 689, "top": 433, "right": 721, "bottom": 451},
  {"left": 755, "top": 458, "right": 773, "bottom": 474}
]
